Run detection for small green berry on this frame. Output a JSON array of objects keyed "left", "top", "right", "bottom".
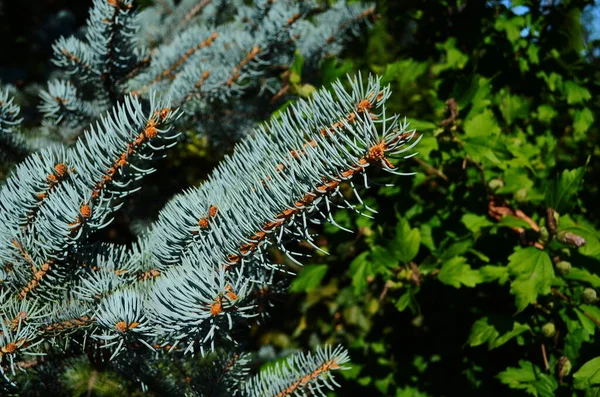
[
  {"left": 488, "top": 179, "right": 504, "bottom": 190},
  {"left": 539, "top": 226, "right": 549, "bottom": 243},
  {"left": 555, "top": 261, "right": 571, "bottom": 276},
  {"left": 557, "top": 356, "right": 572, "bottom": 379},
  {"left": 583, "top": 288, "right": 598, "bottom": 304},
  {"left": 541, "top": 323, "right": 556, "bottom": 338},
  {"left": 514, "top": 188, "right": 527, "bottom": 201}
]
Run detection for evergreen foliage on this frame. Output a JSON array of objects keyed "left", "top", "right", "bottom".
[{"left": 0, "top": 1, "right": 413, "bottom": 395}]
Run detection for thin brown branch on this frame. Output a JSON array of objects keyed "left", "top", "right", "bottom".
[
  {"left": 541, "top": 343, "right": 549, "bottom": 371},
  {"left": 412, "top": 157, "right": 448, "bottom": 181}
]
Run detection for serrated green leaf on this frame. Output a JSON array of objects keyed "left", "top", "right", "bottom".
[
  {"left": 497, "top": 167, "right": 533, "bottom": 194},
  {"left": 480, "top": 265, "right": 510, "bottom": 284},
  {"left": 573, "top": 108, "right": 594, "bottom": 138},
  {"left": 432, "top": 38, "right": 468, "bottom": 73},
  {"left": 536, "top": 104, "right": 557, "bottom": 124},
  {"left": 565, "top": 268, "right": 600, "bottom": 288},
  {"left": 507, "top": 248, "right": 554, "bottom": 312},
  {"left": 498, "top": 91, "right": 530, "bottom": 126},
  {"left": 536, "top": 71, "right": 563, "bottom": 92},
  {"left": 495, "top": 16, "right": 524, "bottom": 43},
  {"left": 439, "top": 239, "right": 473, "bottom": 260},
  {"left": 464, "top": 109, "right": 501, "bottom": 137},
  {"left": 419, "top": 223, "right": 436, "bottom": 251},
  {"left": 574, "top": 357, "right": 600, "bottom": 390},
  {"left": 461, "top": 110, "right": 510, "bottom": 165},
  {"left": 290, "top": 264, "right": 328, "bottom": 293},
  {"left": 382, "top": 59, "right": 428, "bottom": 86},
  {"left": 349, "top": 252, "right": 373, "bottom": 294},
  {"left": 497, "top": 360, "right": 558, "bottom": 397},
  {"left": 464, "top": 76, "right": 493, "bottom": 119},
  {"left": 564, "top": 328, "right": 591, "bottom": 362},
  {"left": 564, "top": 81, "right": 592, "bottom": 105},
  {"left": 391, "top": 218, "right": 421, "bottom": 263},
  {"left": 371, "top": 246, "right": 398, "bottom": 269},
  {"left": 468, "top": 316, "right": 530, "bottom": 349},
  {"left": 545, "top": 167, "right": 585, "bottom": 213},
  {"left": 438, "top": 256, "right": 483, "bottom": 288},
  {"left": 395, "top": 291, "right": 411, "bottom": 312},
  {"left": 462, "top": 213, "right": 493, "bottom": 234}
]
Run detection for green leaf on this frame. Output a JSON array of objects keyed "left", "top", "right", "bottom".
[
  {"left": 438, "top": 256, "right": 483, "bottom": 288},
  {"left": 391, "top": 218, "right": 421, "bottom": 264},
  {"left": 495, "top": 16, "right": 524, "bottom": 43},
  {"left": 405, "top": 118, "right": 437, "bottom": 131},
  {"left": 371, "top": 246, "right": 398, "bottom": 269},
  {"left": 464, "top": 76, "right": 493, "bottom": 119},
  {"left": 564, "top": 328, "right": 591, "bottom": 362},
  {"left": 464, "top": 109, "right": 501, "bottom": 137},
  {"left": 497, "top": 168, "right": 533, "bottom": 195},
  {"left": 536, "top": 71, "right": 563, "bottom": 92},
  {"left": 545, "top": 167, "right": 585, "bottom": 213},
  {"left": 381, "top": 59, "right": 428, "bottom": 86},
  {"left": 432, "top": 38, "right": 468, "bottom": 73},
  {"left": 565, "top": 268, "right": 600, "bottom": 288},
  {"left": 374, "top": 374, "right": 393, "bottom": 394},
  {"left": 395, "top": 291, "right": 412, "bottom": 312},
  {"left": 527, "top": 45, "right": 539, "bottom": 64},
  {"left": 419, "top": 223, "right": 436, "bottom": 251},
  {"left": 574, "top": 357, "right": 600, "bottom": 390},
  {"left": 439, "top": 239, "right": 473, "bottom": 260},
  {"left": 497, "top": 360, "right": 558, "bottom": 397},
  {"left": 339, "top": 362, "right": 362, "bottom": 380},
  {"left": 468, "top": 316, "right": 530, "bottom": 349},
  {"left": 348, "top": 252, "right": 373, "bottom": 294},
  {"left": 564, "top": 81, "right": 592, "bottom": 105},
  {"left": 494, "top": 216, "right": 534, "bottom": 230},
  {"left": 462, "top": 213, "right": 493, "bottom": 234},
  {"left": 575, "top": 305, "right": 600, "bottom": 335},
  {"left": 507, "top": 248, "right": 554, "bottom": 312},
  {"left": 320, "top": 58, "right": 354, "bottom": 85},
  {"left": 536, "top": 104, "right": 557, "bottom": 124},
  {"left": 462, "top": 110, "right": 511, "bottom": 166},
  {"left": 409, "top": 132, "right": 438, "bottom": 159},
  {"left": 480, "top": 265, "right": 510, "bottom": 284},
  {"left": 290, "top": 264, "right": 328, "bottom": 293},
  {"left": 498, "top": 91, "right": 530, "bottom": 126},
  {"left": 573, "top": 107, "right": 594, "bottom": 138}
]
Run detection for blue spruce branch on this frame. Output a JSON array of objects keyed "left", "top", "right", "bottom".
[{"left": 0, "top": 1, "right": 417, "bottom": 395}]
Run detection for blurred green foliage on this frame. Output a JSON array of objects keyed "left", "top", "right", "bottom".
[{"left": 272, "top": 0, "right": 600, "bottom": 395}]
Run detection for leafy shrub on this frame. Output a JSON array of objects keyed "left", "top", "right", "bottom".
[{"left": 280, "top": 0, "right": 600, "bottom": 396}]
